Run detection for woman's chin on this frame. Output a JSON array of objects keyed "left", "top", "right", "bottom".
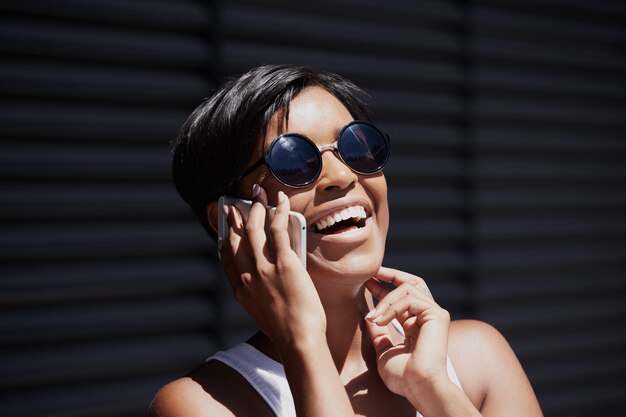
[{"left": 306, "top": 250, "right": 383, "bottom": 285}]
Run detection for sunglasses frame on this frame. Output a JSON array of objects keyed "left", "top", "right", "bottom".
[{"left": 235, "top": 120, "right": 390, "bottom": 189}]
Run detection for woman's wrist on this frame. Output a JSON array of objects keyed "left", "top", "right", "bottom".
[
  {"left": 275, "top": 328, "right": 328, "bottom": 363},
  {"left": 277, "top": 333, "right": 356, "bottom": 417},
  {"left": 405, "top": 375, "right": 481, "bottom": 417}
]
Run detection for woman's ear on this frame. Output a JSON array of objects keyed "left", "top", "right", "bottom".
[{"left": 206, "top": 201, "right": 219, "bottom": 234}]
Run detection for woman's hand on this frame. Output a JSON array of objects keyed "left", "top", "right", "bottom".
[
  {"left": 219, "top": 184, "right": 326, "bottom": 348},
  {"left": 364, "top": 267, "right": 453, "bottom": 404}
]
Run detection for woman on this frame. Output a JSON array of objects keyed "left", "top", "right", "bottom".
[{"left": 150, "top": 64, "right": 543, "bottom": 417}]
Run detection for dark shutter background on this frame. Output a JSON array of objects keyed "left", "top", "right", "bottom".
[{"left": 1, "top": 1, "right": 624, "bottom": 417}]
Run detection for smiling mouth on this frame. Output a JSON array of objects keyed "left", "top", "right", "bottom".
[{"left": 313, "top": 206, "right": 368, "bottom": 235}]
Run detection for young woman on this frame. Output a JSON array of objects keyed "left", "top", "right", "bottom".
[{"left": 149, "top": 64, "right": 543, "bottom": 417}]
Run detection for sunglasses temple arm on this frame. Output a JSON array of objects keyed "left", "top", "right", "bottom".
[{"left": 222, "top": 157, "right": 266, "bottom": 196}]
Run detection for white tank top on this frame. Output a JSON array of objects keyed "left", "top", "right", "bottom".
[{"left": 208, "top": 337, "right": 464, "bottom": 417}]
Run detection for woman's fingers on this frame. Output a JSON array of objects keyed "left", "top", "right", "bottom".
[
  {"left": 246, "top": 211, "right": 267, "bottom": 259},
  {"left": 221, "top": 184, "right": 298, "bottom": 278},
  {"left": 269, "top": 191, "right": 296, "bottom": 262},
  {"left": 251, "top": 182, "right": 269, "bottom": 206},
  {"left": 221, "top": 204, "right": 253, "bottom": 292},
  {"left": 364, "top": 313, "right": 395, "bottom": 357},
  {"left": 364, "top": 277, "right": 391, "bottom": 301},
  {"left": 374, "top": 267, "right": 431, "bottom": 298},
  {"left": 365, "top": 267, "right": 447, "bottom": 337}
]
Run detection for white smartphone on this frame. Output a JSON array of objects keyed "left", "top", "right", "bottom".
[{"left": 218, "top": 195, "right": 307, "bottom": 267}]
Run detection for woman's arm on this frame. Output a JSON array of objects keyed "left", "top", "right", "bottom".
[
  {"left": 448, "top": 320, "right": 543, "bottom": 417},
  {"left": 220, "top": 185, "right": 355, "bottom": 417},
  {"left": 364, "top": 268, "right": 542, "bottom": 417}
]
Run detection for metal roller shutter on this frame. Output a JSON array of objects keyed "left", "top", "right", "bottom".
[
  {"left": 0, "top": 1, "right": 218, "bottom": 416},
  {"left": 471, "top": 1, "right": 626, "bottom": 416}
]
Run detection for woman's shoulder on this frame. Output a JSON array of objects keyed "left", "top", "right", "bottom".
[
  {"left": 449, "top": 318, "right": 508, "bottom": 348},
  {"left": 448, "top": 319, "right": 520, "bottom": 372},
  {"left": 448, "top": 319, "right": 541, "bottom": 414},
  {"left": 148, "top": 359, "right": 273, "bottom": 417}
]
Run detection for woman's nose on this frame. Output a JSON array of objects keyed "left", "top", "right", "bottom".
[{"left": 315, "top": 150, "right": 358, "bottom": 191}]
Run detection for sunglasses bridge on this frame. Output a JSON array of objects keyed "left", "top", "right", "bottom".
[{"left": 317, "top": 141, "right": 339, "bottom": 154}]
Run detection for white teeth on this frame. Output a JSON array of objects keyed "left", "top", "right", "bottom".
[{"left": 315, "top": 206, "right": 367, "bottom": 232}]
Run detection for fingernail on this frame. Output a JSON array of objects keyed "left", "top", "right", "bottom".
[
  {"left": 365, "top": 309, "right": 377, "bottom": 320},
  {"left": 373, "top": 315, "right": 383, "bottom": 324},
  {"left": 217, "top": 237, "right": 223, "bottom": 260},
  {"left": 252, "top": 183, "right": 260, "bottom": 198},
  {"left": 278, "top": 191, "right": 286, "bottom": 203}
]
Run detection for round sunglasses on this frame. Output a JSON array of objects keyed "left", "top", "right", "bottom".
[{"left": 236, "top": 121, "right": 390, "bottom": 188}]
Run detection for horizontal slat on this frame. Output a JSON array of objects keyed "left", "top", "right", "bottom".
[
  {"left": 475, "top": 97, "right": 626, "bottom": 126},
  {"left": 229, "top": 0, "right": 464, "bottom": 26},
  {"left": 476, "top": 187, "right": 626, "bottom": 210},
  {"left": 0, "top": 144, "right": 170, "bottom": 180},
  {"left": 389, "top": 219, "right": 465, "bottom": 242},
  {"left": 223, "top": 4, "right": 463, "bottom": 56},
  {"left": 477, "top": 216, "right": 626, "bottom": 240},
  {"left": 528, "top": 353, "right": 626, "bottom": 387},
  {"left": 477, "top": 268, "right": 626, "bottom": 302},
  {"left": 0, "top": 58, "right": 212, "bottom": 104},
  {"left": 0, "top": 257, "right": 215, "bottom": 305},
  {"left": 386, "top": 155, "right": 465, "bottom": 180},
  {"left": 384, "top": 249, "right": 467, "bottom": 272},
  {"left": 0, "top": 100, "right": 187, "bottom": 142},
  {"left": 0, "top": 297, "right": 214, "bottom": 347},
  {"left": 474, "top": 5, "right": 626, "bottom": 46},
  {"left": 477, "top": 244, "right": 626, "bottom": 269},
  {"left": 474, "top": 67, "right": 626, "bottom": 100},
  {"left": 384, "top": 123, "right": 465, "bottom": 150},
  {"left": 222, "top": 41, "right": 464, "bottom": 90},
  {"left": 480, "top": 297, "right": 626, "bottom": 331},
  {"left": 476, "top": 158, "right": 626, "bottom": 182},
  {"left": 0, "top": 220, "right": 210, "bottom": 261},
  {"left": 509, "top": 325, "right": 626, "bottom": 359},
  {"left": 0, "top": 374, "right": 169, "bottom": 417},
  {"left": 370, "top": 88, "right": 465, "bottom": 119},
  {"left": 474, "top": 0, "right": 626, "bottom": 21},
  {"left": 0, "top": 0, "right": 211, "bottom": 31},
  {"left": 476, "top": 129, "right": 626, "bottom": 153},
  {"left": 475, "top": 36, "right": 626, "bottom": 74},
  {"left": 0, "top": 183, "right": 187, "bottom": 219},
  {"left": 0, "top": 145, "right": 170, "bottom": 181},
  {"left": 388, "top": 186, "right": 465, "bottom": 211},
  {"left": 538, "top": 382, "right": 626, "bottom": 417},
  {"left": 0, "top": 17, "right": 212, "bottom": 67},
  {"left": 1, "top": 334, "right": 213, "bottom": 389}
]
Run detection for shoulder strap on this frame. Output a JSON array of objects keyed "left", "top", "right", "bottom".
[{"left": 209, "top": 343, "right": 296, "bottom": 417}]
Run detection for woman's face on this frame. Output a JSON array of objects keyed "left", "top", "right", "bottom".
[{"left": 241, "top": 87, "right": 389, "bottom": 286}]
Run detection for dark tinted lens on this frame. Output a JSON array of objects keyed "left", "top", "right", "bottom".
[
  {"left": 266, "top": 135, "right": 321, "bottom": 187},
  {"left": 338, "top": 123, "right": 389, "bottom": 173}
]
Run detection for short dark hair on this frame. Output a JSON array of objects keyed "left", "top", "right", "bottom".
[{"left": 171, "top": 64, "right": 373, "bottom": 240}]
